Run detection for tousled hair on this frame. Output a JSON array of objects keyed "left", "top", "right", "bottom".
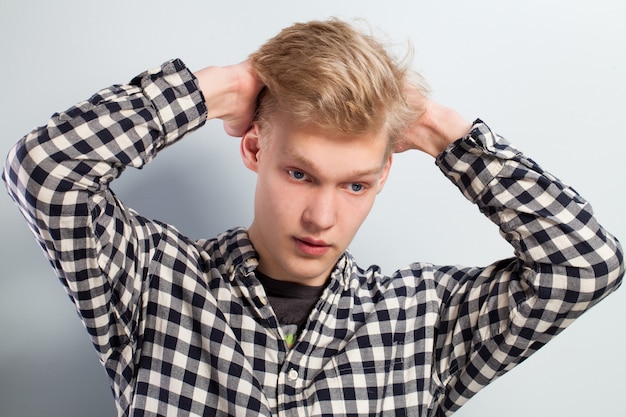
[{"left": 249, "top": 19, "right": 425, "bottom": 151}]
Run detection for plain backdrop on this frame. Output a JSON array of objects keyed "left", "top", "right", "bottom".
[{"left": 1, "top": 1, "right": 624, "bottom": 416}]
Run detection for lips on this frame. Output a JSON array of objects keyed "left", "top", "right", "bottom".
[{"left": 294, "top": 237, "right": 331, "bottom": 256}]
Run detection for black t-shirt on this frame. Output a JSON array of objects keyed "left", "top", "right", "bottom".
[{"left": 255, "top": 270, "right": 326, "bottom": 348}]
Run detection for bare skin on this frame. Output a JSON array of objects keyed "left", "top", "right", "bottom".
[
  {"left": 194, "top": 62, "right": 264, "bottom": 137},
  {"left": 395, "top": 86, "right": 472, "bottom": 156}
]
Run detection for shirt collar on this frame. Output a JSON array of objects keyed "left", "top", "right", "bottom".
[{"left": 214, "top": 227, "right": 355, "bottom": 290}]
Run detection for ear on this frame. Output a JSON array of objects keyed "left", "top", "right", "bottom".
[
  {"left": 240, "top": 123, "right": 263, "bottom": 173},
  {"left": 376, "top": 155, "right": 393, "bottom": 194}
]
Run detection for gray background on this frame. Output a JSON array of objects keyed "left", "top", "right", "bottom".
[{"left": 1, "top": 1, "right": 624, "bottom": 416}]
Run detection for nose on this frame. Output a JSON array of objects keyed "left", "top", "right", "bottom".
[{"left": 301, "top": 187, "right": 337, "bottom": 231}]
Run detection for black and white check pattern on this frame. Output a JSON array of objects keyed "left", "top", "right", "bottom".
[{"left": 3, "top": 59, "right": 624, "bottom": 417}]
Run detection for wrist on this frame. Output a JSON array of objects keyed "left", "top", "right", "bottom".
[
  {"left": 193, "top": 66, "right": 238, "bottom": 120},
  {"left": 423, "top": 104, "right": 472, "bottom": 156}
]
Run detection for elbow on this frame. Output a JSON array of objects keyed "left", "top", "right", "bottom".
[
  {"left": 584, "top": 235, "right": 624, "bottom": 301},
  {"left": 3, "top": 133, "right": 46, "bottom": 213},
  {"left": 549, "top": 235, "right": 625, "bottom": 307}
]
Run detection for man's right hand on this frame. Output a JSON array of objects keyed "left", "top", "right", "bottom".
[{"left": 194, "top": 60, "right": 264, "bottom": 137}]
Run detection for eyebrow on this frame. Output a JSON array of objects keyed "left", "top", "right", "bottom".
[{"left": 281, "top": 147, "right": 383, "bottom": 178}]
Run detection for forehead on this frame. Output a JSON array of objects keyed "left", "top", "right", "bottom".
[
  {"left": 266, "top": 114, "right": 389, "bottom": 147},
  {"left": 265, "top": 121, "right": 389, "bottom": 174}
]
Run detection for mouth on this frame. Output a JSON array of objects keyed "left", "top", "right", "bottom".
[{"left": 293, "top": 237, "right": 331, "bottom": 256}]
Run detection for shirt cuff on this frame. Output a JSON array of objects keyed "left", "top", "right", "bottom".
[
  {"left": 435, "top": 119, "right": 522, "bottom": 203},
  {"left": 131, "top": 58, "right": 208, "bottom": 148}
]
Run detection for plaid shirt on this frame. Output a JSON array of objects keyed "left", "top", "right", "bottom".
[{"left": 3, "top": 59, "right": 624, "bottom": 417}]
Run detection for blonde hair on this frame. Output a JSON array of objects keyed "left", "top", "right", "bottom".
[{"left": 249, "top": 19, "right": 423, "bottom": 151}]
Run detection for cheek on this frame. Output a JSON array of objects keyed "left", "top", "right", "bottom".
[
  {"left": 256, "top": 173, "right": 298, "bottom": 220},
  {"left": 338, "top": 196, "right": 376, "bottom": 232}
]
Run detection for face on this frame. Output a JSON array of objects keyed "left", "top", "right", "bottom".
[{"left": 241, "top": 119, "right": 392, "bottom": 287}]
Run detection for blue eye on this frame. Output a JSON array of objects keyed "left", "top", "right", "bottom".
[
  {"left": 350, "top": 183, "right": 364, "bottom": 193},
  {"left": 289, "top": 170, "right": 307, "bottom": 181}
]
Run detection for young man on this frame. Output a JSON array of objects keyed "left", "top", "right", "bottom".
[{"left": 3, "top": 19, "right": 623, "bottom": 417}]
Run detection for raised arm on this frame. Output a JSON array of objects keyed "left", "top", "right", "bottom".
[
  {"left": 397, "top": 89, "right": 624, "bottom": 413},
  {"left": 2, "top": 59, "right": 204, "bottom": 359},
  {"left": 2, "top": 59, "right": 262, "bottom": 395}
]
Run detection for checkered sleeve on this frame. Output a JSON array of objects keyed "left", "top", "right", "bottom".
[
  {"left": 2, "top": 59, "right": 207, "bottom": 394},
  {"left": 432, "top": 119, "right": 624, "bottom": 414}
]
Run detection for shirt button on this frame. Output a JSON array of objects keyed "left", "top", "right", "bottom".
[{"left": 287, "top": 369, "right": 299, "bottom": 381}]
